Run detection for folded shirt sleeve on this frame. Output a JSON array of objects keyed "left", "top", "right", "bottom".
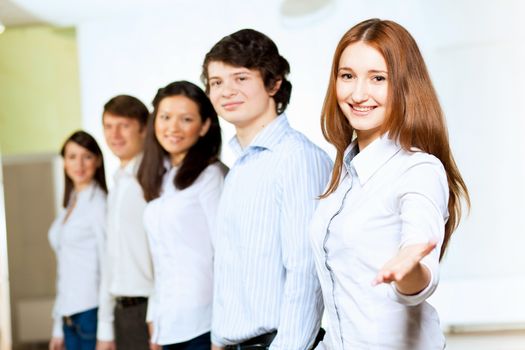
[{"left": 389, "top": 156, "right": 449, "bottom": 306}]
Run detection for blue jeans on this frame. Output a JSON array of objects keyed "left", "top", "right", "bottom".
[
  {"left": 163, "top": 332, "right": 211, "bottom": 350},
  {"left": 63, "top": 307, "right": 97, "bottom": 350}
]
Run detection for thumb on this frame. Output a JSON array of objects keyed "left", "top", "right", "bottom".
[{"left": 419, "top": 240, "right": 437, "bottom": 259}]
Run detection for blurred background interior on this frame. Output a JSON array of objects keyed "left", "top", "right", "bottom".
[{"left": 0, "top": 0, "right": 524, "bottom": 349}]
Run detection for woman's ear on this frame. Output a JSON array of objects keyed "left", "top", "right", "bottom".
[{"left": 200, "top": 118, "right": 212, "bottom": 137}]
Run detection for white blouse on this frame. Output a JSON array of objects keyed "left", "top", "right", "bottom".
[
  {"left": 48, "top": 182, "right": 107, "bottom": 337},
  {"left": 310, "top": 135, "right": 449, "bottom": 350},
  {"left": 144, "top": 162, "right": 225, "bottom": 345}
]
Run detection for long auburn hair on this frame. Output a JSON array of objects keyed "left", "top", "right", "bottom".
[
  {"left": 138, "top": 81, "right": 222, "bottom": 202},
  {"left": 320, "top": 18, "right": 470, "bottom": 259},
  {"left": 60, "top": 130, "right": 107, "bottom": 207}
]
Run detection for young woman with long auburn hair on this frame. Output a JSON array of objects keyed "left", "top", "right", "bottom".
[{"left": 310, "top": 19, "right": 470, "bottom": 349}]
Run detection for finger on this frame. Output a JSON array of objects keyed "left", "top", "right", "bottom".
[{"left": 372, "top": 270, "right": 394, "bottom": 286}]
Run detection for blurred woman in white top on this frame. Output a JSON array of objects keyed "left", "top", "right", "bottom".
[
  {"left": 49, "top": 131, "right": 107, "bottom": 350},
  {"left": 310, "top": 19, "right": 471, "bottom": 349},
  {"left": 137, "top": 81, "right": 225, "bottom": 350}
]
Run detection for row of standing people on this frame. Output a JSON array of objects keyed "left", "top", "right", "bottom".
[{"left": 48, "top": 18, "right": 470, "bottom": 350}]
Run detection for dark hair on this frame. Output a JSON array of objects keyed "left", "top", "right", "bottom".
[
  {"left": 60, "top": 130, "right": 107, "bottom": 207},
  {"left": 320, "top": 18, "right": 470, "bottom": 259},
  {"left": 103, "top": 95, "right": 149, "bottom": 128},
  {"left": 138, "top": 81, "right": 222, "bottom": 202},
  {"left": 201, "top": 28, "right": 292, "bottom": 114}
]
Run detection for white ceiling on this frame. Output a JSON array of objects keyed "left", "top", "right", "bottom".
[{"left": 0, "top": 0, "right": 334, "bottom": 27}]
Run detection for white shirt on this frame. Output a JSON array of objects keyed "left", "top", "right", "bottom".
[
  {"left": 310, "top": 135, "right": 449, "bottom": 350},
  {"left": 97, "top": 155, "right": 154, "bottom": 341},
  {"left": 212, "top": 115, "right": 332, "bottom": 350},
  {"left": 144, "top": 162, "right": 225, "bottom": 345},
  {"left": 49, "top": 182, "right": 107, "bottom": 337}
]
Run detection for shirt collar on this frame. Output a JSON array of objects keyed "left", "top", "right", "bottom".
[
  {"left": 228, "top": 113, "right": 290, "bottom": 157},
  {"left": 114, "top": 153, "right": 143, "bottom": 180},
  {"left": 73, "top": 181, "right": 96, "bottom": 204},
  {"left": 343, "top": 134, "right": 401, "bottom": 186}
]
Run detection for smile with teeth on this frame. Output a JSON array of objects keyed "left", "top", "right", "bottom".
[
  {"left": 165, "top": 135, "right": 182, "bottom": 143},
  {"left": 351, "top": 104, "right": 376, "bottom": 112}
]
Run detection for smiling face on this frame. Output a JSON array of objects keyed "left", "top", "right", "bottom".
[
  {"left": 63, "top": 141, "right": 100, "bottom": 191},
  {"left": 102, "top": 113, "right": 145, "bottom": 166},
  {"left": 336, "top": 41, "right": 389, "bottom": 149},
  {"left": 207, "top": 61, "right": 278, "bottom": 141},
  {"left": 154, "top": 95, "right": 210, "bottom": 166}
]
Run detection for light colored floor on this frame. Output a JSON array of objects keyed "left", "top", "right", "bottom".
[
  {"left": 446, "top": 330, "right": 525, "bottom": 350},
  {"left": 10, "top": 330, "right": 525, "bottom": 350}
]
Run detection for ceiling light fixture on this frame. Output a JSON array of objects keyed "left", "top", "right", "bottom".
[
  {"left": 279, "top": 0, "right": 335, "bottom": 27},
  {"left": 280, "top": 0, "right": 333, "bottom": 17}
]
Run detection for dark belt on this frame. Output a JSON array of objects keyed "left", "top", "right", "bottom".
[
  {"left": 225, "top": 331, "right": 277, "bottom": 350},
  {"left": 225, "top": 328, "right": 325, "bottom": 350},
  {"left": 115, "top": 296, "right": 147, "bottom": 308},
  {"left": 62, "top": 315, "right": 74, "bottom": 327}
]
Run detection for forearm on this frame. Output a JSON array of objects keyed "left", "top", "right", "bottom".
[{"left": 394, "top": 262, "right": 431, "bottom": 295}]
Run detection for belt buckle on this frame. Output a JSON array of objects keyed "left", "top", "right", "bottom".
[{"left": 63, "top": 316, "right": 73, "bottom": 327}]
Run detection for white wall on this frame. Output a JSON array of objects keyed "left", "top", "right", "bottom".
[{"left": 73, "top": 0, "right": 525, "bottom": 329}]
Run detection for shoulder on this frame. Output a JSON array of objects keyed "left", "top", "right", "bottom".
[
  {"left": 398, "top": 149, "right": 446, "bottom": 179},
  {"left": 394, "top": 149, "right": 449, "bottom": 206},
  {"left": 192, "top": 162, "right": 227, "bottom": 189},
  {"left": 113, "top": 175, "right": 146, "bottom": 203},
  {"left": 279, "top": 128, "right": 331, "bottom": 162},
  {"left": 202, "top": 162, "right": 228, "bottom": 179},
  {"left": 88, "top": 184, "right": 107, "bottom": 217},
  {"left": 91, "top": 184, "right": 107, "bottom": 201}
]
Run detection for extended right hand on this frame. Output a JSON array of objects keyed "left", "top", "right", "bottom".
[
  {"left": 96, "top": 340, "right": 116, "bottom": 350},
  {"left": 49, "top": 337, "right": 65, "bottom": 350}
]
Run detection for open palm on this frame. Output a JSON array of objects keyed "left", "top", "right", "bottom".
[{"left": 372, "top": 241, "right": 436, "bottom": 294}]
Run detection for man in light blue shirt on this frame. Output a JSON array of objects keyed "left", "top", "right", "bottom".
[{"left": 202, "top": 29, "right": 332, "bottom": 350}]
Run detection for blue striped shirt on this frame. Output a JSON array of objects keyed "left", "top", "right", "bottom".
[{"left": 212, "top": 114, "right": 332, "bottom": 350}]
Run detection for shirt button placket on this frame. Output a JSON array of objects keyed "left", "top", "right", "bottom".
[{"left": 323, "top": 171, "right": 354, "bottom": 350}]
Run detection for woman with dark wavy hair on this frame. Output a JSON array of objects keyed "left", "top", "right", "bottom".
[
  {"left": 137, "top": 80, "right": 225, "bottom": 350},
  {"left": 310, "top": 19, "right": 470, "bottom": 349},
  {"left": 49, "top": 131, "right": 107, "bottom": 350}
]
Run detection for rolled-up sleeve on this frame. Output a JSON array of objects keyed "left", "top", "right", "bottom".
[{"left": 389, "top": 159, "right": 449, "bottom": 306}]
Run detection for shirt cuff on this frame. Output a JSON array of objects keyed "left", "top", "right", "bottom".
[
  {"left": 146, "top": 301, "right": 154, "bottom": 323},
  {"left": 387, "top": 261, "right": 438, "bottom": 306},
  {"left": 52, "top": 318, "right": 63, "bottom": 338},
  {"left": 211, "top": 333, "right": 227, "bottom": 347},
  {"left": 314, "top": 340, "right": 327, "bottom": 350},
  {"left": 96, "top": 320, "right": 114, "bottom": 341}
]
